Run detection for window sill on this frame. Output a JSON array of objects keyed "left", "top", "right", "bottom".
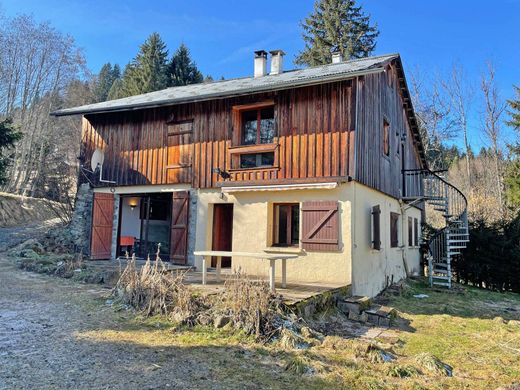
[
  {"left": 228, "top": 143, "right": 278, "bottom": 154},
  {"left": 263, "top": 247, "right": 304, "bottom": 254},
  {"left": 228, "top": 166, "right": 279, "bottom": 172}
]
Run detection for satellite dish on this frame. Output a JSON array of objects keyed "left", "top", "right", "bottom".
[{"left": 91, "top": 149, "right": 105, "bottom": 171}]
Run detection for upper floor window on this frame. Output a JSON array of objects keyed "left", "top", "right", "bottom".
[
  {"left": 383, "top": 118, "right": 390, "bottom": 156},
  {"left": 241, "top": 106, "right": 275, "bottom": 145}
]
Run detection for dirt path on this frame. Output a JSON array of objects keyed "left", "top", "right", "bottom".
[{"left": 0, "top": 255, "right": 305, "bottom": 389}]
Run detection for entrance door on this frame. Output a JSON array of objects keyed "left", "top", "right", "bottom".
[
  {"left": 91, "top": 193, "right": 114, "bottom": 260},
  {"left": 211, "top": 204, "right": 233, "bottom": 267}
]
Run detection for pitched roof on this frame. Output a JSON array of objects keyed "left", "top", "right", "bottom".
[{"left": 51, "top": 53, "right": 398, "bottom": 117}]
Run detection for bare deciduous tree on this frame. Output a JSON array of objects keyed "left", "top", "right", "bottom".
[
  {"left": 480, "top": 62, "right": 506, "bottom": 214},
  {"left": 443, "top": 64, "right": 474, "bottom": 190}
]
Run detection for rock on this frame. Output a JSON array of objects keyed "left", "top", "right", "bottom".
[
  {"left": 508, "top": 319, "right": 520, "bottom": 326},
  {"left": 338, "top": 296, "right": 372, "bottom": 315},
  {"left": 300, "top": 326, "right": 324, "bottom": 342},
  {"left": 213, "top": 315, "right": 231, "bottom": 329}
]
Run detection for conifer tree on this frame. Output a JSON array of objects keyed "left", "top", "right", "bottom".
[
  {"left": 296, "top": 0, "right": 379, "bottom": 66},
  {"left": 167, "top": 44, "right": 203, "bottom": 87},
  {"left": 507, "top": 86, "right": 520, "bottom": 129},
  {"left": 118, "top": 33, "right": 169, "bottom": 97},
  {"left": 0, "top": 118, "right": 22, "bottom": 184},
  {"left": 94, "top": 63, "right": 122, "bottom": 102},
  {"left": 505, "top": 85, "right": 520, "bottom": 207}
]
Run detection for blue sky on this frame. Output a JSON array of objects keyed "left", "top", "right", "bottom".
[{"left": 2, "top": 0, "right": 519, "bottom": 149}]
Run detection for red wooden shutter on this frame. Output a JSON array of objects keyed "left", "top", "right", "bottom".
[
  {"left": 371, "top": 205, "right": 381, "bottom": 250},
  {"left": 170, "top": 191, "right": 190, "bottom": 264},
  {"left": 90, "top": 193, "right": 114, "bottom": 260},
  {"left": 301, "top": 201, "right": 340, "bottom": 251}
]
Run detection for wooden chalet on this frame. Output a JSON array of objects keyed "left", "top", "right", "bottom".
[{"left": 52, "top": 51, "right": 468, "bottom": 296}]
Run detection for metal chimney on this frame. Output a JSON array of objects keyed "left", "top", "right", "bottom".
[
  {"left": 254, "top": 50, "right": 267, "bottom": 78},
  {"left": 269, "top": 50, "right": 285, "bottom": 75}
]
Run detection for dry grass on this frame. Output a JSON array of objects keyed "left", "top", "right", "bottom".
[
  {"left": 219, "top": 269, "right": 285, "bottom": 337},
  {"left": 113, "top": 249, "right": 202, "bottom": 320}
]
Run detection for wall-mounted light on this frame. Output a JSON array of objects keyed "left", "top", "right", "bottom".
[{"left": 128, "top": 198, "right": 139, "bottom": 211}]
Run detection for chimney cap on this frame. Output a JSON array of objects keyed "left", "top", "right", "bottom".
[
  {"left": 332, "top": 51, "right": 343, "bottom": 64},
  {"left": 254, "top": 50, "right": 268, "bottom": 58},
  {"left": 269, "top": 49, "right": 286, "bottom": 56}
]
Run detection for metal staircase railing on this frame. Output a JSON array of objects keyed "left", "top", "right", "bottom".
[{"left": 402, "top": 169, "right": 469, "bottom": 288}]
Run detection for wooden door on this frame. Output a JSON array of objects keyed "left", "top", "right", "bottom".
[
  {"left": 211, "top": 204, "right": 233, "bottom": 267},
  {"left": 91, "top": 193, "right": 114, "bottom": 260},
  {"left": 166, "top": 120, "right": 193, "bottom": 184},
  {"left": 170, "top": 191, "right": 189, "bottom": 264}
]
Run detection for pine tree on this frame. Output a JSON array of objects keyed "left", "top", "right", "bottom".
[
  {"left": 94, "top": 63, "right": 122, "bottom": 102},
  {"left": 295, "top": 0, "right": 379, "bottom": 66},
  {"left": 117, "top": 33, "right": 169, "bottom": 98},
  {"left": 507, "top": 85, "right": 520, "bottom": 129},
  {"left": 0, "top": 118, "right": 22, "bottom": 184},
  {"left": 167, "top": 44, "right": 203, "bottom": 87},
  {"left": 505, "top": 85, "right": 520, "bottom": 208}
]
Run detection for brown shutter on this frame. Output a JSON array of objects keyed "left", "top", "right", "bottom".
[
  {"left": 301, "top": 201, "right": 340, "bottom": 251},
  {"left": 371, "top": 205, "right": 381, "bottom": 250},
  {"left": 170, "top": 191, "right": 190, "bottom": 264},
  {"left": 414, "top": 217, "right": 419, "bottom": 247},
  {"left": 408, "top": 216, "right": 413, "bottom": 246},
  {"left": 90, "top": 193, "right": 114, "bottom": 260},
  {"left": 390, "top": 212, "right": 399, "bottom": 248}
]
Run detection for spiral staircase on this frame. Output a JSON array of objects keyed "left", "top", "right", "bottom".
[{"left": 402, "top": 169, "right": 469, "bottom": 288}]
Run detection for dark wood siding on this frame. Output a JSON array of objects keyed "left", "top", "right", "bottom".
[
  {"left": 354, "top": 62, "right": 422, "bottom": 198},
  {"left": 81, "top": 80, "right": 356, "bottom": 189}
]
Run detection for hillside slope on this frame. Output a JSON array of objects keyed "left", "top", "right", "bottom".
[{"left": 0, "top": 192, "right": 62, "bottom": 227}]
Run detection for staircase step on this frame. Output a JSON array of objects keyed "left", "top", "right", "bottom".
[
  {"left": 432, "top": 282, "right": 451, "bottom": 287},
  {"left": 432, "top": 275, "right": 451, "bottom": 280},
  {"left": 448, "top": 245, "right": 467, "bottom": 249},
  {"left": 448, "top": 239, "right": 469, "bottom": 243}
]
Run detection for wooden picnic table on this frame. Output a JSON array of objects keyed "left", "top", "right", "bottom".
[{"left": 193, "top": 250, "right": 299, "bottom": 292}]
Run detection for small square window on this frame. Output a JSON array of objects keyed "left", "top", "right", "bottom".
[
  {"left": 240, "top": 152, "right": 274, "bottom": 169},
  {"left": 273, "top": 203, "right": 300, "bottom": 247}
]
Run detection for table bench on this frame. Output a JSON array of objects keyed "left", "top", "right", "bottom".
[{"left": 193, "top": 251, "right": 299, "bottom": 292}]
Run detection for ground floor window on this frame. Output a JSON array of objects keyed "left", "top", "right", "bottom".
[
  {"left": 390, "top": 212, "right": 400, "bottom": 248},
  {"left": 273, "top": 203, "right": 300, "bottom": 247},
  {"left": 408, "top": 216, "right": 413, "bottom": 247},
  {"left": 414, "top": 217, "right": 419, "bottom": 247}
]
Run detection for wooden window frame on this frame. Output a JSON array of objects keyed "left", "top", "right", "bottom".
[
  {"left": 230, "top": 100, "right": 278, "bottom": 170},
  {"left": 272, "top": 203, "right": 300, "bottom": 247},
  {"left": 383, "top": 117, "right": 390, "bottom": 157},
  {"left": 390, "top": 212, "right": 400, "bottom": 248},
  {"left": 371, "top": 205, "right": 381, "bottom": 250}
]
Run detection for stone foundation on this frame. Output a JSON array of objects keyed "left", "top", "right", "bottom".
[{"left": 67, "top": 183, "right": 94, "bottom": 255}]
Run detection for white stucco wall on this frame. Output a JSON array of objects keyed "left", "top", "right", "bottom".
[
  {"left": 120, "top": 197, "right": 141, "bottom": 238},
  {"left": 194, "top": 184, "right": 353, "bottom": 285},
  {"left": 350, "top": 182, "right": 422, "bottom": 297}
]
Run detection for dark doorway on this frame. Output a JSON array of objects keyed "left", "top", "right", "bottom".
[
  {"left": 211, "top": 204, "right": 233, "bottom": 267},
  {"left": 118, "top": 193, "right": 172, "bottom": 260}
]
